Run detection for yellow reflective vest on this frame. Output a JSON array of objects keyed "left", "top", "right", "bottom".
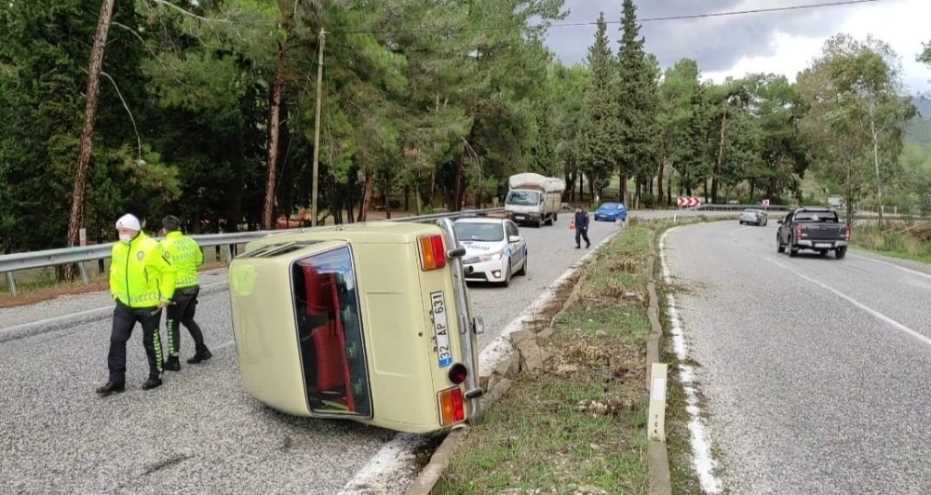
[
  {"left": 162, "top": 231, "right": 204, "bottom": 289},
  {"left": 110, "top": 232, "right": 176, "bottom": 308}
]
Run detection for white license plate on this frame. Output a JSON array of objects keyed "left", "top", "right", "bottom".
[
  {"left": 815, "top": 243, "right": 832, "bottom": 248},
  {"left": 430, "top": 291, "right": 453, "bottom": 368}
]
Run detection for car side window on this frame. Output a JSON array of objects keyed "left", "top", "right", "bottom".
[
  {"left": 506, "top": 222, "right": 518, "bottom": 237},
  {"left": 785, "top": 213, "right": 793, "bottom": 224}
]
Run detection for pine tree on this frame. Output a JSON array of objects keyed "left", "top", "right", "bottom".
[
  {"left": 615, "top": 0, "right": 657, "bottom": 205},
  {"left": 579, "top": 12, "right": 617, "bottom": 201}
]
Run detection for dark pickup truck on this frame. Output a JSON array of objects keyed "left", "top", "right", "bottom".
[{"left": 777, "top": 207, "right": 850, "bottom": 259}]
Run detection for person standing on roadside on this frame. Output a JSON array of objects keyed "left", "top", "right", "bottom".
[
  {"left": 160, "top": 215, "right": 212, "bottom": 371},
  {"left": 97, "top": 214, "right": 175, "bottom": 396},
  {"left": 574, "top": 207, "right": 591, "bottom": 249}
]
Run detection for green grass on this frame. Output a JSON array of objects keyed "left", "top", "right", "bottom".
[
  {"left": 436, "top": 224, "right": 680, "bottom": 495},
  {"left": 853, "top": 224, "right": 931, "bottom": 265}
]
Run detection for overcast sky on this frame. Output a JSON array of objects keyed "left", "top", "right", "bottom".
[{"left": 544, "top": 0, "right": 931, "bottom": 94}]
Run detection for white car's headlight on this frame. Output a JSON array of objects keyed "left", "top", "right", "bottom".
[{"left": 478, "top": 250, "right": 505, "bottom": 263}]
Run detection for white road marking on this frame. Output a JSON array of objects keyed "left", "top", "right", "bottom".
[
  {"left": 767, "top": 258, "right": 931, "bottom": 349},
  {"left": 660, "top": 229, "right": 723, "bottom": 495}
]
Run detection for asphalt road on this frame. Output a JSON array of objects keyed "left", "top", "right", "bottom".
[
  {"left": 0, "top": 217, "right": 618, "bottom": 494},
  {"left": 666, "top": 220, "right": 931, "bottom": 495}
]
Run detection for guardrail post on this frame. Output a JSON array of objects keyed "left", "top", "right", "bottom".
[
  {"left": 98, "top": 259, "right": 106, "bottom": 275},
  {"left": 77, "top": 262, "right": 90, "bottom": 285},
  {"left": 5, "top": 272, "right": 16, "bottom": 297},
  {"left": 224, "top": 244, "right": 233, "bottom": 264}
]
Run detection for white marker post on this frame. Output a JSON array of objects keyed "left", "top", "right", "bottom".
[{"left": 648, "top": 362, "right": 668, "bottom": 443}]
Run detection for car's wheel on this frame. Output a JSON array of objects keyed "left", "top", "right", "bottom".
[
  {"left": 777, "top": 237, "right": 785, "bottom": 253},
  {"left": 836, "top": 247, "right": 847, "bottom": 259},
  {"left": 739, "top": 220, "right": 745, "bottom": 225},
  {"left": 501, "top": 261, "right": 512, "bottom": 287},
  {"left": 789, "top": 246, "right": 799, "bottom": 257},
  {"left": 819, "top": 249, "right": 829, "bottom": 257}
]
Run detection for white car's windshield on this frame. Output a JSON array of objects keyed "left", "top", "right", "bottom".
[
  {"left": 506, "top": 191, "right": 541, "bottom": 206},
  {"left": 455, "top": 223, "right": 505, "bottom": 242}
]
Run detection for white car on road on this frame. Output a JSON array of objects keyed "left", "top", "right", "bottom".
[{"left": 455, "top": 217, "right": 527, "bottom": 286}]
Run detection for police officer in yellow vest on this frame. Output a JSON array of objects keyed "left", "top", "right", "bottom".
[
  {"left": 97, "top": 213, "right": 176, "bottom": 396},
  {"left": 160, "top": 215, "right": 211, "bottom": 371}
]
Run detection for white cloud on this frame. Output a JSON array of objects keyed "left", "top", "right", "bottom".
[{"left": 703, "top": 0, "right": 931, "bottom": 93}]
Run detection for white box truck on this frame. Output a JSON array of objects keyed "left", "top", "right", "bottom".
[{"left": 505, "top": 173, "right": 566, "bottom": 227}]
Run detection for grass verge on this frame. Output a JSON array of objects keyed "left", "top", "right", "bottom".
[
  {"left": 852, "top": 223, "right": 931, "bottom": 265},
  {"left": 436, "top": 221, "right": 669, "bottom": 495}
]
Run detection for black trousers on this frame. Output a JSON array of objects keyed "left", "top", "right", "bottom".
[
  {"left": 166, "top": 286, "right": 207, "bottom": 357},
  {"left": 575, "top": 227, "right": 590, "bottom": 247},
  {"left": 108, "top": 301, "right": 163, "bottom": 384}
]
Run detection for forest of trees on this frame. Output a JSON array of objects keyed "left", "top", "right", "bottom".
[{"left": 1, "top": 0, "right": 929, "bottom": 253}]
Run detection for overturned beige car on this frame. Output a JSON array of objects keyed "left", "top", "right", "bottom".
[{"left": 228, "top": 219, "right": 483, "bottom": 433}]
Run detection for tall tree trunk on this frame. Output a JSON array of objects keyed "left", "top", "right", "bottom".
[
  {"left": 262, "top": 42, "right": 287, "bottom": 230},
  {"left": 579, "top": 174, "right": 584, "bottom": 203},
  {"left": 635, "top": 180, "right": 641, "bottom": 209},
  {"left": 656, "top": 156, "right": 672, "bottom": 204},
  {"left": 403, "top": 185, "right": 410, "bottom": 212},
  {"left": 619, "top": 174, "right": 628, "bottom": 205},
  {"left": 67, "top": 0, "right": 115, "bottom": 250},
  {"left": 453, "top": 156, "right": 464, "bottom": 211},
  {"left": 713, "top": 106, "right": 729, "bottom": 205},
  {"left": 358, "top": 172, "right": 373, "bottom": 222},
  {"left": 385, "top": 181, "right": 392, "bottom": 219}
]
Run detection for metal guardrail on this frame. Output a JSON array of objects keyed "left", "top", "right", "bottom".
[
  {"left": 0, "top": 208, "right": 505, "bottom": 296},
  {"left": 696, "top": 203, "right": 791, "bottom": 212}
]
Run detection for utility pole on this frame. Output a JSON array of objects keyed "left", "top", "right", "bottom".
[{"left": 311, "top": 28, "right": 326, "bottom": 227}]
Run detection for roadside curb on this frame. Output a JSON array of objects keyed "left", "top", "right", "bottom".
[
  {"left": 0, "top": 280, "right": 229, "bottom": 344},
  {"left": 402, "top": 227, "right": 624, "bottom": 495},
  {"left": 645, "top": 234, "right": 673, "bottom": 495}
]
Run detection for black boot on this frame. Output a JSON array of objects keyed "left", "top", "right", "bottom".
[
  {"left": 142, "top": 376, "right": 162, "bottom": 390},
  {"left": 163, "top": 356, "right": 181, "bottom": 372},
  {"left": 187, "top": 348, "right": 212, "bottom": 364},
  {"left": 96, "top": 382, "right": 125, "bottom": 397}
]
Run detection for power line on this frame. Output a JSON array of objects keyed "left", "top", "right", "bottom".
[
  {"left": 331, "top": 0, "right": 882, "bottom": 36},
  {"left": 552, "top": 0, "right": 881, "bottom": 28}
]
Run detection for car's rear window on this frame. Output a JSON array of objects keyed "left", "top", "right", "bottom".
[{"left": 795, "top": 212, "right": 837, "bottom": 223}]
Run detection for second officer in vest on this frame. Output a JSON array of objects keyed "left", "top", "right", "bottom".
[{"left": 161, "top": 215, "right": 212, "bottom": 371}]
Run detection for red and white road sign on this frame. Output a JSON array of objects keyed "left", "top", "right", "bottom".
[
  {"left": 761, "top": 199, "right": 770, "bottom": 208},
  {"left": 677, "top": 196, "right": 702, "bottom": 209}
]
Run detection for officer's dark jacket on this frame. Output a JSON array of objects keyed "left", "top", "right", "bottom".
[{"left": 574, "top": 211, "right": 590, "bottom": 229}]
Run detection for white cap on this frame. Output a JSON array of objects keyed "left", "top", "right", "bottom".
[{"left": 115, "top": 213, "right": 141, "bottom": 232}]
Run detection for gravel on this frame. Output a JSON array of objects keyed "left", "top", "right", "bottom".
[
  {"left": 0, "top": 218, "right": 620, "bottom": 494},
  {"left": 666, "top": 220, "right": 931, "bottom": 495}
]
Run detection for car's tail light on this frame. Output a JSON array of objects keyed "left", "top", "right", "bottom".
[
  {"left": 795, "top": 224, "right": 804, "bottom": 239},
  {"left": 419, "top": 235, "right": 447, "bottom": 271},
  {"left": 438, "top": 386, "right": 465, "bottom": 426},
  {"left": 844, "top": 224, "right": 852, "bottom": 241},
  {"left": 448, "top": 363, "right": 468, "bottom": 384}
]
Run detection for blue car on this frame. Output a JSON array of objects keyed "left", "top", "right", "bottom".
[{"left": 593, "top": 202, "right": 628, "bottom": 222}]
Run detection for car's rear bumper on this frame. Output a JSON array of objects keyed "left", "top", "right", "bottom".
[{"left": 795, "top": 240, "right": 848, "bottom": 249}]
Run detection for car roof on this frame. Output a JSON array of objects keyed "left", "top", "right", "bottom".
[
  {"left": 455, "top": 217, "right": 508, "bottom": 225},
  {"left": 795, "top": 207, "right": 834, "bottom": 212}
]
